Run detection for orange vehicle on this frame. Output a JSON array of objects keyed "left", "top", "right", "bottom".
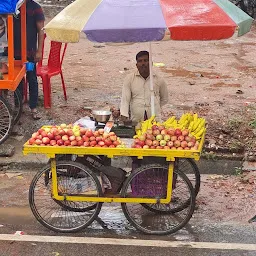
[{"left": 0, "top": 0, "right": 26, "bottom": 144}]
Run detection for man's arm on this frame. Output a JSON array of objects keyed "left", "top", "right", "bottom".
[
  {"left": 35, "top": 20, "right": 44, "bottom": 62},
  {"left": 120, "top": 75, "right": 132, "bottom": 120},
  {"left": 159, "top": 78, "right": 169, "bottom": 107}
]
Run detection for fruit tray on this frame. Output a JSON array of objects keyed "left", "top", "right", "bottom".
[{"left": 23, "top": 132, "right": 205, "bottom": 161}]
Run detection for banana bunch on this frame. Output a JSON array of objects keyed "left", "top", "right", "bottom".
[
  {"left": 178, "top": 113, "right": 194, "bottom": 129},
  {"left": 188, "top": 113, "right": 206, "bottom": 140},
  {"left": 163, "top": 116, "right": 177, "bottom": 128}
]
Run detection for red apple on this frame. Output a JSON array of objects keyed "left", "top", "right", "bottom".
[
  {"left": 164, "top": 146, "right": 170, "bottom": 150},
  {"left": 82, "top": 135, "right": 90, "bottom": 142},
  {"left": 181, "top": 141, "right": 188, "bottom": 148},
  {"left": 41, "top": 131, "right": 47, "bottom": 137},
  {"left": 35, "top": 139, "right": 42, "bottom": 145},
  {"left": 42, "top": 137, "right": 50, "bottom": 144},
  {"left": 185, "top": 136, "right": 191, "bottom": 143},
  {"left": 98, "top": 141, "right": 105, "bottom": 146},
  {"left": 177, "top": 147, "right": 183, "bottom": 150},
  {"left": 135, "top": 144, "right": 142, "bottom": 148},
  {"left": 62, "top": 135, "right": 69, "bottom": 141},
  {"left": 94, "top": 131, "right": 100, "bottom": 137},
  {"left": 171, "top": 136, "right": 177, "bottom": 142},
  {"left": 152, "top": 125, "right": 158, "bottom": 130},
  {"left": 89, "top": 136, "right": 96, "bottom": 141},
  {"left": 187, "top": 141, "right": 195, "bottom": 148},
  {"left": 83, "top": 141, "right": 90, "bottom": 147},
  {"left": 104, "top": 139, "right": 112, "bottom": 147},
  {"left": 143, "top": 145, "right": 149, "bottom": 149},
  {"left": 66, "top": 130, "right": 73, "bottom": 136},
  {"left": 69, "top": 135, "right": 76, "bottom": 141},
  {"left": 77, "top": 140, "right": 84, "bottom": 146},
  {"left": 182, "top": 129, "right": 189, "bottom": 136},
  {"left": 80, "top": 128, "right": 87, "bottom": 135},
  {"left": 184, "top": 147, "right": 190, "bottom": 150},
  {"left": 28, "top": 138, "right": 35, "bottom": 145},
  {"left": 71, "top": 140, "right": 78, "bottom": 146},
  {"left": 167, "top": 128, "right": 175, "bottom": 136},
  {"left": 137, "top": 140, "right": 145, "bottom": 147},
  {"left": 108, "top": 132, "right": 115, "bottom": 136},
  {"left": 146, "top": 134, "right": 154, "bottom": 140},
  {"left": 150, "top": 146, "right": 156, "bottom": 149},
  {"left": 113, "top": 141, "right": 121, "bottom": 147},
  {"left": 90, "top": 141, "right": 97, "bottom": 147},
  {"left": 109, "top": 145, "right": 115, "bottom": 148},
  {"left": 178, "top": 135, "right": 185, "bottom": 141},
  {"left": 50, "top": 140, "right": 57, "bottom": 146},
  {"left": 174, "top": 140, "right": 181, "bottom": 147},
  {"left": 167, "top": 141, "right": 174, "bottom": 147},
  {"left": 175, "top": 129, "right": 182, "bottom": 136},
  {"left": 64, "top": 140, "right": 71, "bottom": 146},
  {"left": 152, "top": 140, "right": 159, "bottom": 146},
  {"left": 156, "top": 146, "right": 163, "bottom": 149},
  {"left": 139, "top": 134, "right": 146, "bottom": 141},
  {"left": 58, "top": 129, "right": 65, "bottom": 136},
  {"left": 158, "top": 125, "right": 165, "bottom": 131},
  {"left": 152, "top": 129, "right": 160, "bottom": 136},
  {"left": 57, "top": 139, "right": 64, "bottom": 146},
  {"left": 32, "top": 132, "right": 39, "bottom": 139},
  {"left": 85, "top": 130, "right": 93, "bottom": 137},
  {"left": 145, "top": 139, "right": 153, "bottom": 147},
  {"left": 38, "top": 128, "right": 44, "bottom": 134},
  {"left": 160, "top": 129, "right": 167, "bottom": 135},
  {"left": 96, "top": 136, "right": 102, "bottom": 142},
  {"left": 75, "top": 136, "right": 82, "bottom": 141},
  {"left": 171, "top": 146, "right": 177, "bottom": 150}
]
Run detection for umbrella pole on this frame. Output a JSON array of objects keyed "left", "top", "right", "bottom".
[{"left": 149, "top": 42, "right": 155, "bottom": 117}]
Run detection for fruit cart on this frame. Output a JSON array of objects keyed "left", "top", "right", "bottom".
[
  {"left": 0, "top": 0, "right": 26, "bottom": 144},
  {"left": 23, "top": 115, "right": 205, "bottom": 235}
]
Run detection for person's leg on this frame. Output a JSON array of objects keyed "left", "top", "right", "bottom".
[{"left": 27, "top": 61, "right": 40, "bottom": 119}]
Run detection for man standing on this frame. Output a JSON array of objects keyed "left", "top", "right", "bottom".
[
  {"left": 120, "top": 51, "right": 168, "bottom": 124},
  {"left": 15, "top": 0, "right": 45, "bottom": 120}
]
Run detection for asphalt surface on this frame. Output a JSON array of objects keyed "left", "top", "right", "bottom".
[{"left": 0, "top": 205, "right": 256, "bottom": 256}]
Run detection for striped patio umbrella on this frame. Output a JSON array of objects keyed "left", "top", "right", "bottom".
[{"left": 45, "top": 0, "right": 254, "bottom": 115}]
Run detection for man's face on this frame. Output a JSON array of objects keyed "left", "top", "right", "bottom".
[{"left": 136, "top": 54, "right": 149, "bottom": 78}]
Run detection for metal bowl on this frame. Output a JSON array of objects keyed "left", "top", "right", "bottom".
[{"left": 92, "top": 110, "right": 111, "bottom": 123}]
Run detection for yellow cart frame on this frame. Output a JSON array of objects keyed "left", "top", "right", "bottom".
[{"left": 23, "top": 131, "right": 205, "bottom": 205}]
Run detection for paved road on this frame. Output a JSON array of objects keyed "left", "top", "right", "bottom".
[{"left": 0, "top": 205, "right": 256, "bottom": 256}]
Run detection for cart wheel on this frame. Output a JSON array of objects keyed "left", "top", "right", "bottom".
[
  {"left": 121, "top": 164, "right": 195, "bottom": 235},
  {"left": 0, "top": 95, "right": 13, "bottom": 145},
  {"left": 3, "top": 89, "right": 23, "bottom": 125},
  {"left": 29, "top": 161, "right": 103, "bottom": 233},
  {"left": 141, "top": 159, "right": 200, "bottom": 214},
  {"left": 176, "top": 158, "right": 200, "bottom": 196}
]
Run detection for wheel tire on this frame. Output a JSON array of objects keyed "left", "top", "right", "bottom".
[
  {"left": 121, "top": 164, "right": 195, "bottom": 235},
  {"left": 141, "top": 158, "right": 200, "bottom": 214},
  {"left": 29, "top": 161, "right": 103, "bottom": 233},
  {"left": 0, "top": 95, "right": 13, "bottom": 144}
]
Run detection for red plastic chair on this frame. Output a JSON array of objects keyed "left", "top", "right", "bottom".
[{"left": 24, "top": 34, "right": 68, "bottom": 108}]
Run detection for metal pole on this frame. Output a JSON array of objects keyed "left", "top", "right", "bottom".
[{"left": 149, "top": 42, "right": 155, "bottom": 117}]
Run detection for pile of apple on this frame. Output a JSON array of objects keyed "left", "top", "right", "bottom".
[
  {"left": 132, "top": 126, "right": 199, "bottom": 150},
  {"left": 28, "top": 124, "right": 123, "bottom": 148}
]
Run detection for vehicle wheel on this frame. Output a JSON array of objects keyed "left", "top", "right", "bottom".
[
  {"left": 3, "top": 89, "right": 23, "bottom": 125},
  {"left": 0, "top": 95, "right": 13, "bottom": 144},
  {"left": 29, "top": 161, "right": 103, "bottom": 233},
  {"left": 175, "top": 158, "right": 200, "bottom": 196},
  {"left": 121, "top": 164, "right": 195, "bottom": 235}
]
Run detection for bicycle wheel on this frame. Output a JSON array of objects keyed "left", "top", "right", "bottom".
[
  {"left": 0, "top": 95, "right": 13, "bottom": 144},
  {"left": 176, "top": 158, "right": 200, "bottom": 196},
  {"left": 29, "top": 161, "right": 103, "bottom": 233},
  {"left": 3, "top": 89, "right": 23, "bottom": 125},
  {"left": 121, "top": 164, "right": 195, "bottom": 235}
]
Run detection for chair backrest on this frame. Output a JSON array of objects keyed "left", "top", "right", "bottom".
[
  {"left": 47, "top": 41, "right": 67, "bottom": 70},
  {"left": 38, "top": 33, "right": 68, "bottom": 70}
]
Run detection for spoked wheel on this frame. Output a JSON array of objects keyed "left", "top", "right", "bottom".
[
  {"left": 141, "top": 158, "right": 200, "bottom": 214},
  {"left": 0, "top": 95, "right": 13, "bottom": 144},
  {"left": 175, "top": 158, "right": 200, "bottom": 196},
  {"left": 121, "top": 164, "right": 195, "bottom": 235},
  {"left": 29, "top": 161, "right": 103, "bottom": 233},
  {"left": 3, "top": 89, "right": 23, "bottom": 125}
]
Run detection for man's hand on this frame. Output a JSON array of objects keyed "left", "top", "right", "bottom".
[{"left": 35, "top": 49, "right": 43, "bottom": 63}]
